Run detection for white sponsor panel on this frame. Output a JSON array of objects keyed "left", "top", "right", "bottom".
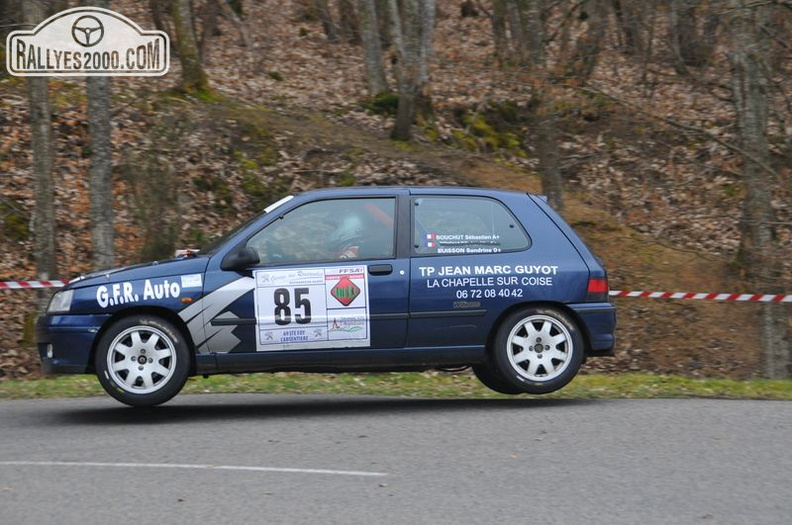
[
  {"left": 254, "top": 266, "right": 370, "bottom": 351},
  {"left": 180, "top": 274, "right": 203, "bottom": 289}
]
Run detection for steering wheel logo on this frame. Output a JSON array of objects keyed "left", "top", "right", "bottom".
[{"left": 71, "top": 15, "right": 104, "bottom": 47}]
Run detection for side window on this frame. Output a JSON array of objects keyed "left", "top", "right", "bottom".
[
  {"left": 413, "top": 196, "right": 530, "bottom": 255},
  {"left": 246, "top": 198, "right": 396, "bottom": 264}
]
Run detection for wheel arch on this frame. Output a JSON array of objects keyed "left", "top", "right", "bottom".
[{"left": 88, "top": 306, "right": 197, "bottom": 375}]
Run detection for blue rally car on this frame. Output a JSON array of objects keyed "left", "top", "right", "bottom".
[{"left": 37, "top": 187, "right": 616, "bottom": 406}]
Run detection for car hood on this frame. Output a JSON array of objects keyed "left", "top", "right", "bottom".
[{"left": 65, "top": 256, "right": 210, "bottom": 289}]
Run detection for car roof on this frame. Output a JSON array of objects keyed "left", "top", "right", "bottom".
[{"left": 297, "top": 186, "right": 533, "bottom": 199}]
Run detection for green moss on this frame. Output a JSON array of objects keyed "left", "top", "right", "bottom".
[
  {"left": 187, "top": 227, "right": 209, "bottom": 247},
  {"left": 21, "top": 313, "right": 36, "bottom": 348},
  {"left": 453, "top": 111, "right": 525, "bottom": 154},
  {"left": 360, "top": 92, "right": 399, "bottom": 117},
  {"left": 239, "top": 120, "right": 272, "bottom": 142},
  {"left": 1, "top": 203, "right": 30, "bottom": 241},
  {"left": 258, "top": 147, "right": 278, "bottom": 166},
  {"left": 422, "top": 123, "right": 439, "bottom": 142},
  {"left": 194, "top": 88, "right": 221, "bottom": 103},
  {"left": 240, "top": 158, "right": 259, "bottom": 172},
  {"left": 392, "top": 140, "right": 416, "bottom": 152},
  {"left": 452, "top": 129, "right": 478, "bottom": 152},
  {"left": 721, "top": 182, "right": 743, "bottom": 198},
  {"left": 338, "top": 170, "right": 357, "bottom": 187},
  {"left": 194, "top": 175, "right": 234, "bottom": 214},
  {"left": 268, "top": 70, "right": 284, "bottom": 81},
  {"left": 48, "top": 80, "right": 87, "bottom": 109},
  {"left": 239, "top": 153, "right": 289, "bottom": 211}
]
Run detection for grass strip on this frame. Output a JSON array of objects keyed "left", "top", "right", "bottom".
[{"left": 0, "top": 372, "right": 790, "bottom": 401}]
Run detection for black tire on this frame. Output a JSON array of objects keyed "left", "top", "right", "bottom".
[
  {"left": 472, "top": 363, "right": 523, "bottom": 395},
  {"left": 95, "top": 315, "right": 190, "bottom": 407},
  {"left": 491, "top": 307, "right": 584, "bottom": 395}
]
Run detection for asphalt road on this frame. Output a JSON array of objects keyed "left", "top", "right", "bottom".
[{"left": 1, "top": 394, "right": 790, "bottom": 525}]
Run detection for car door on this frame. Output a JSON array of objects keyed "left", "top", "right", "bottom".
[
  {"left": 197, "top": 194, "right": 409, "bottom": 356},
  {"left": 407, "top": 194, "right": 532, "bottom": 349}
]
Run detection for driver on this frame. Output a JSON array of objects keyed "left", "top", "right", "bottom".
[{"left": 329, "top": 213, "right": 366, "bottom": 259}]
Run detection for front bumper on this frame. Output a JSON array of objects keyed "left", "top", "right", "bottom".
[
  {"left": 568, "top": 302, "right": 617, "bottom": 355},
  {"left": 36, "top": 314, "right": 111, "bottom": 374}
]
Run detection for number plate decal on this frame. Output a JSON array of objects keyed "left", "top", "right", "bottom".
[{"left": 253, "top": 266, "right": 370, "bottom": 351}]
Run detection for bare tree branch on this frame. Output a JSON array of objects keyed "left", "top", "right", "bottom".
[{"left": 581, "top": 85, "right": 784, "bottom": 182}]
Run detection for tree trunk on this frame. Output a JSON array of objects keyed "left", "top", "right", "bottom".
[
  {"left": 517, "top": 0, "right": 564, "bottom": 210},
  {"left": 611, "top": 0, "right": 644, "bottom": 56},
  {"left": 358, "top": 0, "right": 388, "bottom": 95},
  {"left": 389, "top": 0, "right": 436, "bottom": 141},
  {"left": 520, "top": 0, "right": 544, "bottom": 68},
  {"left": 23, "top": 0, "right": 56, "bottom": 308},
  {"left": 87, "top": 74, "right": 115, "bottom": 271},
  {"left": 565, "top": 0, "right": 608, "bottom": 84},
  {"left": 314, "top": 0, "right": 338, "bottom": 41},
  {"left": 199, "top": 0, "right": 220, "bottom": 58},
  {"left": 670, "top": 0, "right": 717, "bottom": 71},
  {"left": 506, "top": 0, "right": 527, "bottom": 64},
  {"left": 171, "top": 0, "right": 210, "bottom": 94},
  {"left": 535, "top": 101, "right": 563, "bottom": 211},
  {"left": 149, "top": 0, "right": 170, "bottom": 35},
  {"left": 338, "top": 0, "right": 360, "bottom": 44},
  {"left": 490, "top": 0, "right": 509, "bottom": 64},
  {"left": 1, "top": 1, "right": 16, "bottom": 79},
  {"left": 728, "top": 0, "right": 790, "bottom": 378},
  {"left": 216, "top": 0, "right": 252, "bottom": 47},
  {"left": 83, "top": 0, "right": 114, "bottom": 271}
]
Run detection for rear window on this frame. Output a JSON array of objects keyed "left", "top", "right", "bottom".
[{"left": 412, "top": 196, "right": 530, "bottom": 256}]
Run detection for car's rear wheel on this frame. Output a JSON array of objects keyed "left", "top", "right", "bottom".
[
  {"left": 95, "top": 315, "right": 190, "bottom": 407},
  {"left": 492, "top": 307, "right": 584, "bottom": 395}
]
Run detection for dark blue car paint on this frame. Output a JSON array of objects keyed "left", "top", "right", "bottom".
[{"left": 37, "top": 187, "right": 616, "bottom": 377}]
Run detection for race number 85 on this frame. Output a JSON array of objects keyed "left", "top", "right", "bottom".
[{"left": 274, "top": 287, "right": 312, "bottom": 326}]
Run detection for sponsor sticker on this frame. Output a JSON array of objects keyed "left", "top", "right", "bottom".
[
  {"left": 180, "top": 274, "right": 203, "bottom": 289},
  {"left": 95, "top": 278, "right": 181, "bottom": 308},
  {"left": 253, "top": 266, "right": 370, "bottom": 351}
]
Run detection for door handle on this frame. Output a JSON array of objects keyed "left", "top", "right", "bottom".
[{"left": 368, "top": 264, "right": 393, "bottom": 275}]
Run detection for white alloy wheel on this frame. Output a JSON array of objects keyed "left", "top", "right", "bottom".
[
  {"left": 492, "top": 307, "right": 584, "bottom": 395},
  {"left": 95, "top": 315, "right": 190, "bottom": 407},
  {"left": 505, "top": 314, "right": 573, "bottom": 382},
  {"left": 106, "top": 325, "right": 177, "bottom": 394}
]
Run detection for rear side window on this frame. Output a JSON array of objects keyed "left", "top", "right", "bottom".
[{"left": 412, "top": 196, "right": 530, "bottom": 256}]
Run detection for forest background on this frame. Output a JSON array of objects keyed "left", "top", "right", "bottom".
[{"left": 0, "top": 0, "right": 789, "bottom": 381}]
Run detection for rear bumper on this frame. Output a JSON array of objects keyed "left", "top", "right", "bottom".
[
  {"left": 568, "top": 302, "right": 617, "bottom": 355},
  {"left": 36, "top": 314, "right": 111, "bottom": 375}
]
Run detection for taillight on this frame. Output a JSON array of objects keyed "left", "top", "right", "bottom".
[{"left": 586, "top": 277, "right": 609, "bottom": 302}]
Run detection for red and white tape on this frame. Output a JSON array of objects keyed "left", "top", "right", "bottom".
[
  {"left": 0, "top": 280, "right": 69, "bottom": 290},
  {"left": 0, "top": 280, "right": 790, "bottom": 302},
  {"left": 609, "top": 290, "right": 791, "bottom": 302}
]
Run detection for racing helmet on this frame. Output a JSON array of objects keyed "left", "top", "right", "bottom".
[{"left": 329, "top": 213, "right": 366, "bottom": 253}]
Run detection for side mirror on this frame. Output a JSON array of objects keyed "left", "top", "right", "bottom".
[{"left": 221, "top": 246, "right": 260, "bottom": 271}]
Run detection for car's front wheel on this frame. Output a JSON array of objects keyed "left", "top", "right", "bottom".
[
  {"left": 95, "top": 315, "right": 190, "bottom": 407},
  {"left": 492, "top": 307, "right": 584, "bottom": 395}
]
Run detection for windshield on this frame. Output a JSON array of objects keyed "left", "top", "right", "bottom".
[{"left": 200, "top": 195, "right": 294, "bottom": 254}]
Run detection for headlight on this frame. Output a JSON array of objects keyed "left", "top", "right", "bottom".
[{"left": 47, "top": 289, "right": 74, "bottom": 313}]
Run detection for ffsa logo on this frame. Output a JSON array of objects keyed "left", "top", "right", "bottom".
[{"left": 6, "top": 7, "right": 169, "bottom": 77}]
